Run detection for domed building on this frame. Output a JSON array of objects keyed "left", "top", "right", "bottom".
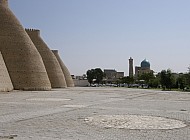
[
  {"left": 141, "top": 59, "right": 150, "bottom": 69},
  {"left": 135, "top": 59, "right": 153, "bottom": 77}
]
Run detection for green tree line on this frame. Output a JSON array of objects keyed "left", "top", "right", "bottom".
[{"left": 86, "top": 67, "right": 190, "bottom": 91}]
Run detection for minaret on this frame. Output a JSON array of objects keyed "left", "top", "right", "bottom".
[
  {"left": 26, "top": 29, "right": 67, "bottom": 88},
  {"left": 52, "top": 50, "right": 75, "bottom": 87},
  {"left": 129, "top": 57, "right": 134, "bottom": 77},
  {"left": 0, "top": 0, "right": 51, "bottom": 90}
]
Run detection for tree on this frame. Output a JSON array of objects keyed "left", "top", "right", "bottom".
[
  {"left": 160, "top": 70, "right": 167, "bottom": 90},
  {"left": 86, "top": 68, "right": 104, "bottom": 85},
  {"left": 149, "top": 77, "right": 160, "bottom": 88},
  {"left": 174, "top": 66, "right": 190, "bottom": 90},
  {"left": 94, "top": 68, "right": 104, "bottom": 84},
  {"left": 176, "top": 73, "right": 185, "bottom": 90},
  {"left": 138, "top": 72, "right": 154, "bottom": 85},
  {"left": 121, "top": 76, "right": 134, "bottom": 85},
  {"left": 86, "top": 69, "right": 95, "bottom": 86},
  {"left": 183, "top": 73, "right": 190, "bottom": 88},
  {"left": 160, "top": 69, "right": 175, "bottom": 90},
  {"left": 187, "top": 65, "right": 190, "bottom": 87}
]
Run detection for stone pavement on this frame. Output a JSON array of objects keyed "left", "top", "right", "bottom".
[{"left": 0, "top": 87, "right": 189, "bottom": 140}]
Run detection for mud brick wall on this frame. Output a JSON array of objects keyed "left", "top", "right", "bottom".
[
  {"left": 0, "top": 52, "right": 13, "bottom": 92},
  {"left": 26, "top": 29, "right": 67, "bottom": 88},
  {"left": 0, "top": 0, "right": 51, "bottom": 90},
  {"left": 52, "top": 50, "right": 74, "bottom": 87}
]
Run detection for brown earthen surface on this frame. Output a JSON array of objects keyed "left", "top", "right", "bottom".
[
  {"left": 26, "top": 29, "right": 67, "bottom": 88},
  {"left": 0, "top": 0, "right": 51, "bottom": 90},
  {"left": 0, "top": 52, "right": 13, "bottom": 92},
  {"left": 52, "top": 50, "right": 75, "bottom": 87}
]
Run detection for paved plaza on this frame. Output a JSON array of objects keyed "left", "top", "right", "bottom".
[{"left": 0, "top": 87, "right": 189, "bottom": 140}]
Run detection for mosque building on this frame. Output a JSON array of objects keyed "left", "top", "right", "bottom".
[{"left": 129, "top": 57, "right": 153, "bottom": 78}]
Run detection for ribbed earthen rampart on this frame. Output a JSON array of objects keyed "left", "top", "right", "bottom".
[
  {"left": 52, "top": 50, "right": 75, "bottom": 87},
  {"left": 0, "top": 0, "right": 8, "bottom": 7},
  {"left": 26, "top": 29, "right": 67, "bottom": 88},
  {"left": 0, "top": 52, "right": 13, "bottom": 92},
  {"left": 0, "top": 0, "right": 51, "bottom": 90}
]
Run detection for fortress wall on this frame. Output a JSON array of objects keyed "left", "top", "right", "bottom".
[
  {"left": 0, "top": 0, "right": 8, "bottom": 7},
  {"left": 0, "top": 52, "right": 13, "bottom": 92},
  {"left": 26, "top": 29, "right": 67, "bottom": 88},
  {"left": 52, "top": 50, "right": 75, "bottom": 87},
  {"left": 0, "top": 0, "right": 51, "bottom": 90}
]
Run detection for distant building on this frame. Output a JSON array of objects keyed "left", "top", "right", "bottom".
[
  {"left": 135, "top": 59, "right": 153, "bottom": 77},
  {"left": 128, "top": 57, "right": 154, "bottom": 78},
  {"left": 104, "top": 69, "right": 117, "bottom": 80},
  {"left": 104, "top": 69, "right": 124, "bottom": 83},
  {"left": 116, "top": 72, "right": 125, "bottom": 79}
]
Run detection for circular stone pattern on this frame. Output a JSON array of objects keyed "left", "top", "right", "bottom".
[{"left": 85, "top": 115, "right": 187, "bottom": 130}]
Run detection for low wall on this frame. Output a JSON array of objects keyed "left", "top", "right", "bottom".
[{"left": 74, "top": 79, "right": 89, "bottom": 87}]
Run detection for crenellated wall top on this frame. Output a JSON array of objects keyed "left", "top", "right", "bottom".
[
  {"left": 52, "top": 50, "right": 59, "bottom": 54},
  {"left": 25, "top": 28, "right": 40, "bottom": 36},
  {"left": 25, "top": 28, "right": 40, "bottom": 32}
]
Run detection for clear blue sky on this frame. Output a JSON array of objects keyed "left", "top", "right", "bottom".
[{"left": 10, "top": 0, "right": 190, "bottom": 76}]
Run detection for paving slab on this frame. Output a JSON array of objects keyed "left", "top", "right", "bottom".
[{"left": 0, "top": 87, "right": 189, "bottom": 140}]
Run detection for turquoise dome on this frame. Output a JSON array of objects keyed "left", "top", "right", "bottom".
[{"left": 141, "top": 59, "right": 150, "bottom": 68}]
